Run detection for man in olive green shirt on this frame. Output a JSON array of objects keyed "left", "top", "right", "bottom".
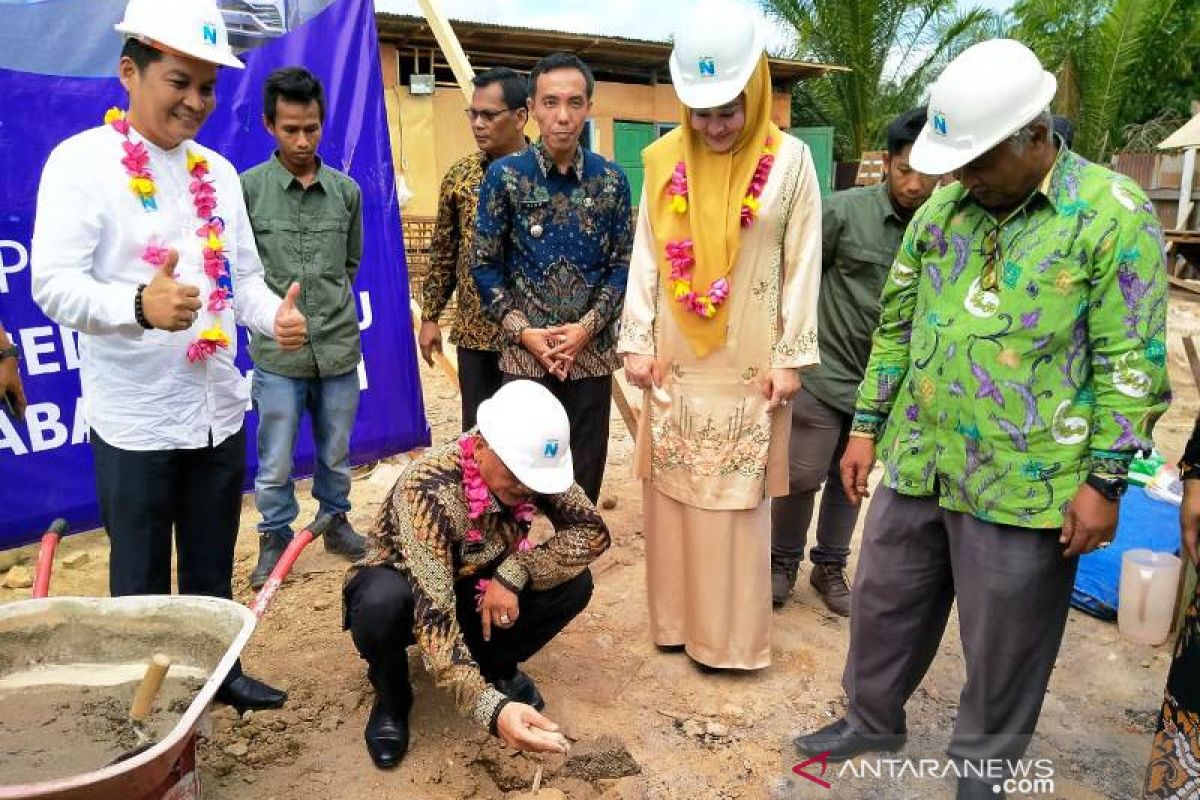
[
  {"left": 243, "top": 67, "right": 366, "bottom": 587},
  {"left": 796, "top": 42, "right": 1170, "bottom": 799},
  {"left": 771, "top": 108, "right": 938, "bottom": 613}
]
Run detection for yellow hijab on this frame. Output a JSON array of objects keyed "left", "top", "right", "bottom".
[{"left": 642, "top": 55, "right": 780, "bottom": 358}]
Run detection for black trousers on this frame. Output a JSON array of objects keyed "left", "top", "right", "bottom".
[
  {"left": 343, "top": 565, "right": 593, "bottom": 683},
  {"left": 92, "top": 427, "right": 245, "bottom": 598},
  {"left": 458, "top": 347, "right": 503, "bottom": 432},
  {"left": 91, "top": 427, "right": 250, "bottom": 683},
  {"left": 502, "top": 373, "right": 611, "bottom": 503}
]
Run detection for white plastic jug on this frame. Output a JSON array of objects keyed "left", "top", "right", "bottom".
[{"left": 1118, "top": 549, "right": 1182, "bottom": 646}]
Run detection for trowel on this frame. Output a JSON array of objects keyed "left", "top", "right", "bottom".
[{"left": 106, "top": 653, "right": 172, "bottom": 765}]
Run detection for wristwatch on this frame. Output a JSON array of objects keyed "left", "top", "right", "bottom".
[
  {"left": 0, "top": 343, "right": 19, "bottom": 362},
  {"left": 1085, "top": 473, "right": 1127, "bottom": 502}
]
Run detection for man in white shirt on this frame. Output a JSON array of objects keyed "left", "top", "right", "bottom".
[{"left": 31, "top": 0, "right": 306, "bottom": 712}]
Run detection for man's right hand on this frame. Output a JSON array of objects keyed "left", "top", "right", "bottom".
[
  {"left": 496, "top": 702, "right": 570, "bottom": 754},
  {"left": 623, "top": 354, "right": 661, "bottom": 390},
  {"left": 418, "top": 320, "right": 443, "bottom": 367},
  {"left": 141, "top": 249, "right": 202, "bottom": 332},
  {"left": 840, "top": 436, "right": 876, "bottom": 506}
]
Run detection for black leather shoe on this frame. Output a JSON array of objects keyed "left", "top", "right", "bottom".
[
  {"left": 364, "top": 698, "right": 409, "bottom": 769},
  {"left": 958, "top": 777, "right": 1004, "bottom": 799},
  {"left": 215, "top": 674, "right": 287, "bottom": 713},
  {"left": 364, "top": 660, "right": 413, "bottom": 769},
  {"left": 324, "top": 514, "right": 367, "bottom": 561},
  {"left": 493, "top": 670, "right": 545, "bottom": 711},
  {"left": 250, "top": 532, "right": 289, "bottom": 590},
  {"left": 793, "top": 718, "right": 906, "bottom": 762}
]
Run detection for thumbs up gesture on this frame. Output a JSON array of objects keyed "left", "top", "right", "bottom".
[
  {"left": 141, "top": 249, "right": 202, "bottom": 331},
  {"left": 273, "top": 282, "right": 307, "bottom": 351}
]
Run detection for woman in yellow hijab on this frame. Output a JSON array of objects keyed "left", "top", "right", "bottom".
[{"left": 617, "top": 3, "right": 823, "bottom": 670}]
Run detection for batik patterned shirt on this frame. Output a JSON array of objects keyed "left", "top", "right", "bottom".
[
  {"left": 422, "top": 150, "right": 505, "bottom": 351},
  {"left": 471, "top": 141, "right": 633, "bottom": 378},
  {"left": 853, "top": 147, "right": 1170, "bottom": 529},
  {"left": 353, "top": 436, "right": 610, "bottom": 730}
]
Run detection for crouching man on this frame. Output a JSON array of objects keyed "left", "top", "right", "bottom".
[{"left": 343, "top": 380, "right": 609, "bottom": 768}]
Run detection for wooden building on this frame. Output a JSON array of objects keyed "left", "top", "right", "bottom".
[{"left": 375, "top": 13, "right": 841, "bottom": 217}]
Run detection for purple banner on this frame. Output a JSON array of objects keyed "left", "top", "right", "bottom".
[{"left": 0, "top": 0, "right": 430, "bottom": 548}]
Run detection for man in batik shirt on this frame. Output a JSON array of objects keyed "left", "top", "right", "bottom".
[
  {"left": 796, "top": 40, "right": 1170, "bottom": 800},
  {"left": 472, "top": 53, "right": 632, "bottom": 503},
  {"left": 420, "top": 67, "right": 530, "bottom": 430},
  {"left": 343, "top": 381, "right": 609, "bottom": 770}
]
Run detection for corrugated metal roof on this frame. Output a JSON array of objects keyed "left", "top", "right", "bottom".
[{"left": 375, "top": 12, "right": 844, "bottom": 85}]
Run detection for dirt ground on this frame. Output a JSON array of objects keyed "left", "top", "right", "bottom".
[{"left": 4, "top": 296, "right": 1200, "bottom": 800}]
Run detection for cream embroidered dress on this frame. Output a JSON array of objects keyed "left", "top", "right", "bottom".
[{"left": 618, "top": 132, "right": 822, "bottom": 668}]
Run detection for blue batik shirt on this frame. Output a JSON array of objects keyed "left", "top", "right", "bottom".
[{"left": 471, "top": 140, "right": 633, "bottom": 379}]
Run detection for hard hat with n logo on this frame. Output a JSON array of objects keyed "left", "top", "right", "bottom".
[
  {"left": 910, "top": 39, "right": 1056, "bottom": 175},
  {"left": 477, "top": 380, "right": 575, "bottom": 495},
  {"left": 668, "top": 0, "right": 766, "bottom": 109},
  {"left": 115, "top": 0, "right": 245, "bottom": 70}
]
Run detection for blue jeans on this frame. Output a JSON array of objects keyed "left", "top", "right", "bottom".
[{"left": 252, "top": 367, "right": 360, "bottom": 540}]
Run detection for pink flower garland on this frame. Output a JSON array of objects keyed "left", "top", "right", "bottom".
[
  {"left": 664, "top": 136, "right": 777, "bottom": 319},
  {"left": 460, "top": 434, "right": 536, "bottom": 606},
  {"left": 106, "top": 108, "right": 235, "bottom": 364}
]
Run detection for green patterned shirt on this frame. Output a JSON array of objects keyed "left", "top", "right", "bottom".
[{"left": 852, "top": 147, "right": 1170, "bottom": 529}]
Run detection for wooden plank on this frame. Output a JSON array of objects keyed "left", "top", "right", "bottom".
[
  {"left": 610, "top": 376, "right": 640, "bottom": 439},
  {"left": 1168, "top": 275, "right": 1200, "bottom": 296},
  {"left": 415, "top": 0, "right": 476, "bottom": 102},
  {"left": 1184, "top": 336, "right": 1200, "bottom": 393}
]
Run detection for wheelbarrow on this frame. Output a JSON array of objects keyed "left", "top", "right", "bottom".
[{"left": 0, "top": 515, "right": 336, "bottom": 800}]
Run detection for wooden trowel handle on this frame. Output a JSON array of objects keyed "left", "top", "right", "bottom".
[{"left": 130, "top": 654, "right": 172, "bottom": 722}]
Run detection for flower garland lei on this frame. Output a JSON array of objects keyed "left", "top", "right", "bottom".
[
  {"left": 106, "top": 108, "right": 234, "bottom": 363},
  {"left": 665, "top": 136, "right": 776, "bottom": 319},
  {"left": 459, "top": 433, "right": 536, "bottom": 604}
]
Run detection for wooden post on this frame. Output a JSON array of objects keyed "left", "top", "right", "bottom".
[
  {"left": 415, "top": 0, "right": 475, "bottom": 103},
  {"left": 1177, "top": 146, "right": 1197, "bottom": 231}
]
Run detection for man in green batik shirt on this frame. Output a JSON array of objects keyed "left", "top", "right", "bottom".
[{"left": 795, "top": 41, "right": 1170, "bottom": 800}]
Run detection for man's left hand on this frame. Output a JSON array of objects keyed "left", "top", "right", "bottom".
[
  {"left": 545, "top": 323, "right": 591, "bottom": 378},
  {"left": 479, "top": 580, "right": 520, "bottom": 642},
  {"left": 1060, "top": 481, "right": 1119, "bottom": 558},
  {"left": 274, "top": 283, "right": 308, "bottom": 351}
]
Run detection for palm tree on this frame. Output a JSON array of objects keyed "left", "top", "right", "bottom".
[
  {"left": 1010, "top": 0, "right": 1200, "bottom": 161},
  {"left": 760, "top": 0, "right": 999, "bottom": 160}
]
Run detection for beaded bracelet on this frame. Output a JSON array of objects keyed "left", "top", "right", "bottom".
[{"left": 134, "top": 284, "right": 153, "bottom": 330}]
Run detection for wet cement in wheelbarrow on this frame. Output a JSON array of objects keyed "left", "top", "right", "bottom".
[{"left": 0, "top": 676, "right": 205, "bottom": 785}]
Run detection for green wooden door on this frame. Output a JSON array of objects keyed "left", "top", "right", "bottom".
[
  {"left": 613, "top": 121, "right": 657, "bottom": 204},
  {"left": 791, "top": 125, "right": 835, "bottom": 196}
]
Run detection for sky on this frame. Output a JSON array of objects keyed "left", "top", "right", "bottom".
[{"left": 376, "top": 0, "right": 1016, "bottom": 52}]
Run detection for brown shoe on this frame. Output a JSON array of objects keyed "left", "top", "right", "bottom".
[
  {"left": 809, "top": 564, "right": 851, "bottom": 617},
  {"left": 771, "top": 558, "right": 799, "bottom": 607}
]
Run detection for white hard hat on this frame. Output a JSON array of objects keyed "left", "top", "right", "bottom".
[
  {"left": 115, "top": 0, "right": 245, "bottom": 70},
  {"left": 910, "top": 39, "right": 1056, "bottom": 175},
  {"left": 477, "top": 381, "right": 574, "bottom": 495},
  {"left": 669, "top": 0, "right": 766, "bottom": 109}
]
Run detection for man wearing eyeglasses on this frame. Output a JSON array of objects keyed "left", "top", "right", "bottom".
[
  {"left": 795, "top": 41, "right": 1169, "bottom": 799},
  {"left": 420, "top": 67, "right": 530, "bottom": 430}
]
